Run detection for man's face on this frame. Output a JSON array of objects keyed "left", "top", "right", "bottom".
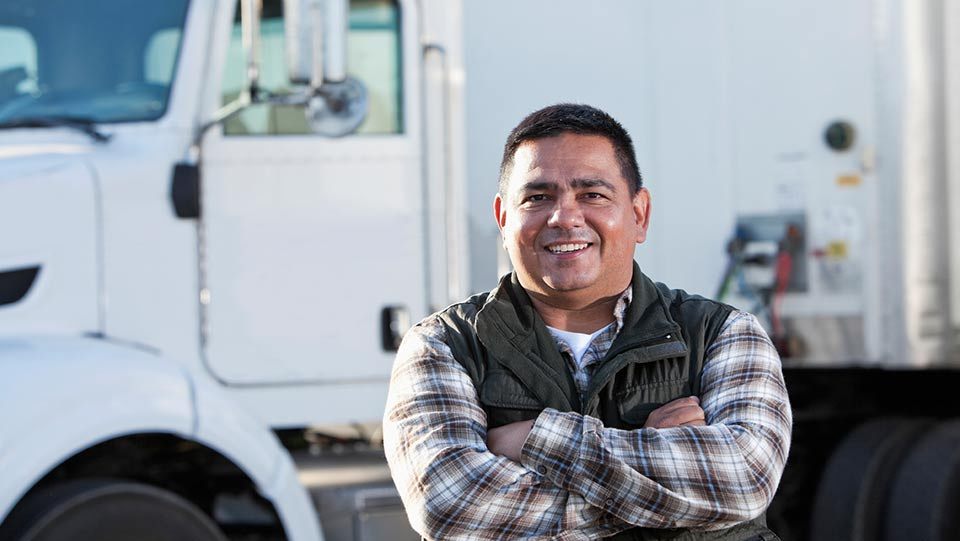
[{"left": 495, "top": 133, "right": 650, "bottom": 306}]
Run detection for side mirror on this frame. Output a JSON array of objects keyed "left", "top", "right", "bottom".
[
  {"left": 306, "top": 76, "right": 367, "bottom": 136},
  {"left": 283, "top": 0, "right": 367, "bottom": 136},
  {"left": 170, "top": 162, "right": 200, "bottom": 219}
]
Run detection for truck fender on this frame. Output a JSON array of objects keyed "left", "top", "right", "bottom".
[
  {"left": 0, "top": 336, "right": 322, "bottom": 541},
  {"left": 191, "top": 370, "right": 323, "bottom": 541}
]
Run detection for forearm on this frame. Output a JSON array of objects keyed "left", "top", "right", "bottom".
[
  {"left": 386, "top": 417, "right": 610, "bottom": 540},
  {"left": 523, "top": 410, "right": 787, "bottom": 529},
  {"left": 383, "top": 321, "right": 631, "bottom": 540},
  {"left": 520, "top": 312, "right": 792, "bottom": 529}
]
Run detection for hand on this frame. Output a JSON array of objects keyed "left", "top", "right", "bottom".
[
  {"left": 486, "top": 419, "right": 536, "bottom": 462},
  {"left": 644, "top": 396, "right": 706, "bottom": 429}
]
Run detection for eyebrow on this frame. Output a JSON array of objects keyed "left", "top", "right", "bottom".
[{"left": 517, "top": 178, "right": 617, "bottom": 192}]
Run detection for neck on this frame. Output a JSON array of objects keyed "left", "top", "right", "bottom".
[{"left": 527, "top": 290, "right": 621, "bottom": 333}]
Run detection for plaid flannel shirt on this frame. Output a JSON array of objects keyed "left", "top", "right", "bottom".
[{"left": 383, "top": 289, "right": 792, "bottom": 540}]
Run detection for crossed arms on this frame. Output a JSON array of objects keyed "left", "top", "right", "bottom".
[{"left": 383, "top": 311, "right": 792, "bottom": 540}]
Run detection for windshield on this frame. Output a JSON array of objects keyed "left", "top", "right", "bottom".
[{"left": 0, "top": 0, "right": 190, "bottom": 125}]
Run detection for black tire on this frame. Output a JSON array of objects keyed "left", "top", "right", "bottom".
[
  {"left": 809, "top": 418, "right": 930, "bottom": 541},
  {"left": 884, "top": 420, "right": 960, "bottom": 541},
  {"left": 0, "top": 478, "right": 228, "bottom": 541}
]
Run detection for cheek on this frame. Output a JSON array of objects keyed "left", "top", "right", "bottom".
[
  {"left": 596, "top": 212, "right": 626, "bottom": 236},
  {"left": 597, "top": 213, "right": 637, "bottom": 250},
  {"left": 510, "top": 215, "right": 541, "bottom": 242},
  {"left": 501, "top": 225, "right": 534, "bottom": 255}
]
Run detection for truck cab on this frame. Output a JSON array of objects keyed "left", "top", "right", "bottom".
[{"left": 0, "top": 0, "right": 465, "bottom": 539}]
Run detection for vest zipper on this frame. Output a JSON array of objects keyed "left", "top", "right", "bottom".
[{"left": 581, "top": 332, "right": 688, "bottom": 415}]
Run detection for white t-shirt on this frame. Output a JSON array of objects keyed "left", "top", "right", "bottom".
[{"left": 546, "top": 323, "right": 614, "bottom": 369}]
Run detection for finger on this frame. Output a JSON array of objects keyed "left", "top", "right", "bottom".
[
  {"left": 652, "top": 396, "right": 700, "bottom": 416},
  {"left": 656, "top": 403, "right": 704, "bottom": 422},
  {"left": 664, "top": 412, "right": 704, "bottom": 427},
  {"left": 648, "top": 405, "right": 705, "bottom": 428}
]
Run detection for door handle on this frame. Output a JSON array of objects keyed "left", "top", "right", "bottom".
[{"left": 381, "top": 305, "right": 411, "bottom": 351}]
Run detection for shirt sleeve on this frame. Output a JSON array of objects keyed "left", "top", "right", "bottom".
[
  {"left": 520, "top": 311, "right": 793, "bottom": 530},
  {"left": 383, "top": 317, "right": 633, "bottom": 540}
]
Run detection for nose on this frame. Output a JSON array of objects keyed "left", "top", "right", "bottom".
[{"left": 547, "top": 195, "right": 584, "bottom": 229}]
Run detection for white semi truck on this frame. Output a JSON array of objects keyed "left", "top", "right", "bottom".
[
  {"left": 3, "top": 0, "right": 960, "bottom": 539},
  {"left": 0, "top": 0, "right": 465, "bottom": 539}
]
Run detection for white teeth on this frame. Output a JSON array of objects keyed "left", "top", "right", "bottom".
[{"left": 548, "top": 243, "right": 588, "bottom": 253}]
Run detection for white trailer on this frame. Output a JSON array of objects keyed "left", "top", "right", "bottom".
[
  {"left": 463, "top": 1, "right": 959, "bottom": 540},
  {"left": 0, "top": 0, "right": 465, "bottom": 539}
]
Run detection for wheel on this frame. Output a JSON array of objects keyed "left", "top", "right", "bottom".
[
  {"left": 0, "top": 478, "right": 228, "bottom": 541},
  {"left": 884, "top": 420, "right": 960, "bottom": 541},
  {"left": 809, "top": 418, "right": 930, "bottom": 541}
]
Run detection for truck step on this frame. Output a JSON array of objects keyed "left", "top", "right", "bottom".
[{"left": 293, "top": 450, "right": 419, "bottom": 541}]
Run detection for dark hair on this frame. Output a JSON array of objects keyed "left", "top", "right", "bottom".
[{"left": 498, "top": 103, "right": 643, "bottom": 196}]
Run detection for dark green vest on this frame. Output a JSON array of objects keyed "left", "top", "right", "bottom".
[{"left": 436, "top": 264, "right": 778, "bottom": 541}]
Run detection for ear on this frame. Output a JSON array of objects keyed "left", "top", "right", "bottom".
[
  {"left": 633, "top": 188, "right": 651, "bottom": 244},
  {"left": 494, "top": 192, "right": 507, "bottom": 234}
]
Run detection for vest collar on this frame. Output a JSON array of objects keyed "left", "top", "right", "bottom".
[
  {"left": 478, "top": 263, "right": 680, "bottom": 338},
  {"left": 607, "top": 262, "right": 685, "bottom": 358},
  {"left": 473, "top": 263, "right": 685, "bottom": 413},
  {"left": 474, "top": 272, "right": 581, "bottom": 411}
]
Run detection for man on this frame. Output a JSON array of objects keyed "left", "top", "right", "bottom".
[{"left": 384, "top": 104, "right": 792, "bottom": 540}]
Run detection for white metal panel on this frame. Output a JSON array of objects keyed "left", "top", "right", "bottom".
[
  {"left": 899, "top": 0, "right": 953, "bottom": 366},
  {"left": 226, "top": 380, "right": 390, "bottom": 428},
  {"left": 92, "top": 129, "right": 201, "bottom": 367},
  {"left": 420, "top": 0, "right": 469, "bottom": 308},
  {"left": 948, "top": 0, "right": 960, "bottom": 365},
  {"left": 0, "top": 150, "right": 100, "bottom": 335},
  {"left": 642, "top": 2, "right": 736, "bottom": 297},
  {"left": 872, "top": 0, "right": 909, "bottom": 365},
  {"left": 871, "top": 0, "right": 957, "bottom": 367}
]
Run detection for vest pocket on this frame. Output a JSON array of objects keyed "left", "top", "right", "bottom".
[{"left": 479, "top": 369, "right": 544, "bottom": 428}]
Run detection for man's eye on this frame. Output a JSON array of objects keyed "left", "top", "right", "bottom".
[
  {"left": 584, "top": 192, "right": 604, "bottom": 199},
  {"left": 525, "top": 194, "right": 547, "bottom": 202}
]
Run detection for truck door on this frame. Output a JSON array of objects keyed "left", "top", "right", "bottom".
[{"left": 199, "top": 0, "right": 427, "bottom": 387}]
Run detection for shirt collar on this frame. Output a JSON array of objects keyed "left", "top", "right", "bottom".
[{"left": 612, "top": 286, "right": 633, "bottom": 335}]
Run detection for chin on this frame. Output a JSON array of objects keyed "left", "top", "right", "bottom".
[{"left": 542, "top": 275, "right": 598, "bottom": 293}]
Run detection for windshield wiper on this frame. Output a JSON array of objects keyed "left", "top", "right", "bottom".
[{"left": 0, "top": 116, "right": 112, "bottom": 143}]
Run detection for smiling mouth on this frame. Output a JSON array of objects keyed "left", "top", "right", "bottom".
[{"left": 546, "top": 242, "right": 591, "bottom": 254}]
